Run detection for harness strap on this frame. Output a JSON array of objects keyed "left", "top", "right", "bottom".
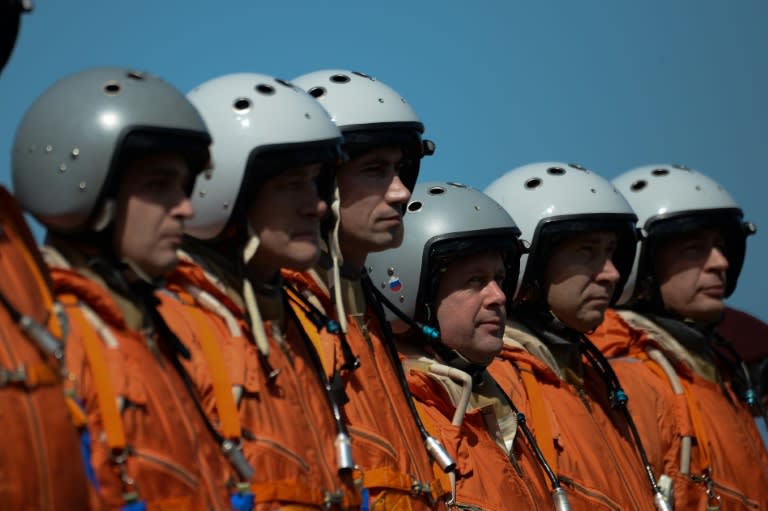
[
  {"left": 142, "top": 495, "right": 196, "bottom": 511},
  {"left": 0, "top": 361, "right": 59, "bottom": 388},
  {"left": 61, "top": 295, "right": 127, "bottom": 450},
  {"left": 251, "top": 480, "right": 327, "bottom": 508},
  {"left": 284, "top": 286, "right": 330, "bottom": 372},
  {"left": 516, "top": 360, "right": 558, "bottom": 485},
  {"left": 185, "top": 304, "right": 241, "bottom": 441},
  {"left": 640, "top": 349, "right": 713, "bottom": 469}
]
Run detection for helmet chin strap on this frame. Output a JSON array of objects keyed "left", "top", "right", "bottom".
[
  {"left": 241, "top": 225, "right": 271, "bottom": 360},
  {"left": 327, "top": 184, "right": 349, "bottom": 334},
  {"left": 91, "top": 199, "right": 116, "bottom": 233}
]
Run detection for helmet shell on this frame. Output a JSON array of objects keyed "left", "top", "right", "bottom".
[
  {"left": 484, "top": 162, "right": 638, "bottom": 304},
  {"left": 366, "top": 181, "right": 523, "bottom": 325},
  {"left": 613, "top": 164, "right": 753, "bottom": 304},
  {"left": 185, "top": 73, "right": 343, "bottom": 240},
  {"left": 12, "top": 67, "right": 210, "bottom": 233},
  {"left": 292, "top": 69, "right": 431, "bottom": 191}
]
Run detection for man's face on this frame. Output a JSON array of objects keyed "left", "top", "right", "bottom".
[
  {"left": 336, "top": 146, "right": 410, "bottom": 268},
  {"left": 113, "top": 153, "right": 193, "bottom": 278},
  {"left": 434, "top": 251, "right": 507, "bottom": 365},
  {"left": 246, "top": 163, "right": 327, "bottom": 279},
  {"left": 543, "top": 231, "right": 619, "bottom": 332},
  {"left": 656, "top": 227, "right": 729, "bottom": 323}
]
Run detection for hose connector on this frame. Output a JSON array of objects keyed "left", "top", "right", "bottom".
[
  {"left": 653, "top": 491, "right": 673, "bottom": 511},
  {"left": 552, "top": 487, "right": 572, "bottom": 511},
  {"left": 425, "top": 435, "right": 456, "bottom": 473},
  {"left": 335, "top": 432, "right": 355, "bottom": 474}
]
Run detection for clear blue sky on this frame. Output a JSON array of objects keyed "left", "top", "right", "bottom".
[{"left": 1, "top": 1, "right": 766, "bottom": 321}]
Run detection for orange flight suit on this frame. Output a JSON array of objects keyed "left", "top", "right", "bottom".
[
  {"left": 591, "top": 308, "right": 768, "bottom": 510},
  {"left": 45, "top": 243, "right": 232, "bottom": 511},
  {"left": 402, "top": 347, "right": 549, "bottom": 511},
  {"left": 489, "top": 318, "right": 674, "bottom": 511},
  {"left": 0, "top": 187, "right": 92, "bottom": 510},
  {"left": 164, "top": 257, "right": 355, "bottom": 510},
  {"left": 283, "top": 268, "right": 448, "bottom": 510}
]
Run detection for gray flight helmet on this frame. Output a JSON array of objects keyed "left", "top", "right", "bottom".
[
  {"left": 12, "top": 67, "right": 211, "bottom": 233},
  {"left": 292, "top": 69, "right": 434, "bottom": 192},
  {"left": 485, "top": 162, "right": 639, "bottom": 306},
  {"left": 366, "top": 181, "right": 524, "bottom": 330},
  {"left": 613, "top": 164, "right": 755, "bottom": 307}
]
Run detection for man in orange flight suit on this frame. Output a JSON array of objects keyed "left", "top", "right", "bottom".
[
  {"left": 366, "top": 182, "right": 551, "bottom": 511},
  {"left": 484, "top": 163, "right": 676, "bottom": 511},
  {"left": 287, "top": 70, "right": 449, "bottom": 510},
  {"left": 162, "top": 72, "right": 359, "bottom": 510},
  {"left": 590, "top": 164, "right": 768, "bottom": 511},
  {"left": 12, "top": 67, "right": 235, "bottom": 510},
  {"left": 0, "top": 4, "right": 92, "bottom": 509}
]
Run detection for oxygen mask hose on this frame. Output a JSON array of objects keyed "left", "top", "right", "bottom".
[
  {"left": 284, "top": 294, "right": 355, "bottom": 474},
  {"left": 361, "top": 276, "right": 456, "bottom": 474},
  {"left": 493, "top": 378, "right": 572, "bottom": 511},
  {"left": 579, "top": 336, "right": 672, "bottom": 511}
]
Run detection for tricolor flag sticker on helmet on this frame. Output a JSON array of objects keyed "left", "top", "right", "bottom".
[{"left": 388, "top": 276, "right": 402, "bottom": 292}]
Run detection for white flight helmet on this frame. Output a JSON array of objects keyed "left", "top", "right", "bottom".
[
  {"left": 291, "top": 69, "right": 434, "bottom": 192},
  {"left": 613, "top": 164, "right": 755, "bottom": 306},
  {"left": 366, "top": 182, "right": 524, "bottom": 329},
  {"left": 484, "top": 162, "right": 638, "bottom": 305},
  {"left": 13, "top": 67, "right": 211, "bottom": 234},
  {"left": 185, "top": 73, "right": 343, "bottom": 240}
]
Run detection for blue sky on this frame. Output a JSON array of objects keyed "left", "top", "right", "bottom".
[{"left": 1, "top": 1, "right": 766, "bottom": 321}]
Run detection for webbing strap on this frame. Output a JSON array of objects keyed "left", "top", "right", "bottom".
[
  {"left": 1, "top": 203, "right": 55, "bottom": 318},
  {"left": 144, "top": 495, "right": 196, "bottom": 511},
  {"left": 250, "top": 480, "right": 329, "bottom": 508},
  {"left": 517, "top": 361, "right": 558, "bottom": 486},
  {"left": 67, "top": 301, "right": 126, "bottom": 450},
  {"left": 285, "top": 288, "right": 330, "bottom": 373},
  {"left": 680, "top": 378, "right": 713, "bottom": 469},
  {"left": 187, "top": 306, "right": 241, "bottom": 440},
  {"left": 641, "top": 351, "right": 712, "bottom": 469},
  {"left": 0, "top": 361, "right": 59, "bottom": 388}
]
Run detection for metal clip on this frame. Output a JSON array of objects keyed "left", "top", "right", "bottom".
[
  {"left": 222, "top": 439, "right": 255, "bottom": 482},
  {"left": 0, "top": 366, "right": 27, "bottom": 386},
  {"left": 323, "top": 490, "right": 344, "bottom": 509}
]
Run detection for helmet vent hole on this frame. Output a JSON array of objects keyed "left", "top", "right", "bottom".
[
  {"left": 351, "top": 71, "right": 373, "bottom": 80},
  {"left": 630, "top": 180, "right": 647, "bottom": 191},
  {"left": 590, "top": 188, "right": 597, "bottom": 193},
  {"left": 407, "top": 201, "right": 423, "bottom": 212},
  {"left": 695, "top": 185, "right": 702, "bottom": 191},
  {"left": 275, "top": 78, "right": 294, "bottom": 89},
  {"left": 103, "top": 82, "right": 121, "bottom": 95},
  {"left": 651, "top": 168, "right": 669, "bottom": 176},
  {"left": 308, "top": 87, "right": 325, "bottom": 98},
  {"left": 447, "top": 182, "right": 466, "bottom": 188},
  {"left": 126, "top": 71, "right": 145, "bottom": 80},
  {"left": 525, "top": 177, "right": 542, "bottom": 189},
  {"left": 233, "top": 98, "right": 251, "bottom": 112},
  {"left": 378, "top": 98, "right": 385, "bottom": 103},
  {"left": 547, "top": 167, "right": 566, "bottom": 176},
  {"left": 330, "top": 74, "right": 351, "bottom": 83},
  {"left": 568, "top": 163, "right": 586, "bottom": 171},
  {"left": 256, "top": 84, "right": 275, "bottom": 95},
  {"left": 428, "top": 186, "right": 446, "bottom": 195}
]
